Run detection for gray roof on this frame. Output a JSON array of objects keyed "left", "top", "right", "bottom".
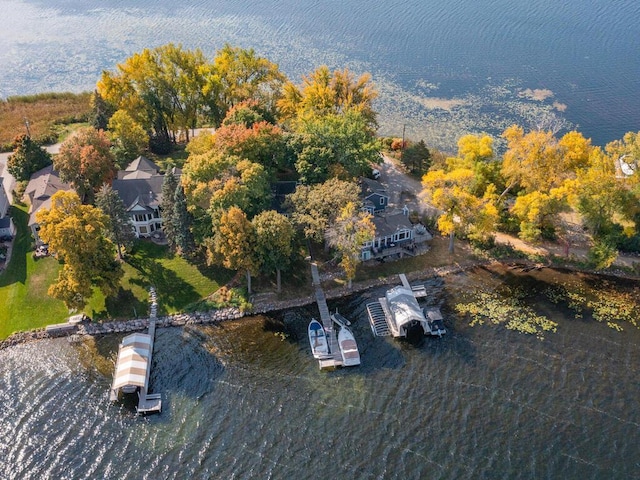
[
  {"left": 112, "top": 176, "right": 165, "bottom": 212},
  {"left": 361, "top": 177, "right": 387, "bottom": 197},
  {"left": 24, "top": 165, "right": 73, "bottom": 227},
  {"left": 125, "top": 156, "right": 160, "bottom": 173},
  {"left": 0, "top": 216, "right": 12, "bottom": 229},
  {"left": 372, "top": 212, "right": 412, "bottom": 238}
]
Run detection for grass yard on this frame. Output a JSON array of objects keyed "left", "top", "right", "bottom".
[
  {"left": 0, "top": 206, "right": 68, "bottom": 338},
  {"left": 0, "top": 207, "right": 233, "bottom": 339}
]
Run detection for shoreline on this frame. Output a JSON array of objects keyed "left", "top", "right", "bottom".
[{"left": 3, "top": 257, "right": 638, "bottom": 350}]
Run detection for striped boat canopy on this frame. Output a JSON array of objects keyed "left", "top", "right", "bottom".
[{"left": 112, "top": 333, "right": 151, "bottom": 391}]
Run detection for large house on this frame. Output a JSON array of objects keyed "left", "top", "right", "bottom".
[
  {"left": 0, "top": 163, "right": 16, "bottom": 238},
  {"left": 358, "top": 177, "right": 431, "bottom": 261},
  {"left": 112, "top": 156, "right": 179, "bottom": 238},
  {"left": 24, "top": 164, "right": 72, "bottom": 243}
]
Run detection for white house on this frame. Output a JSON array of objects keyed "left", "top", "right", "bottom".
[{"left": 112, "top": 156, "right": 179, "bottom": 238}]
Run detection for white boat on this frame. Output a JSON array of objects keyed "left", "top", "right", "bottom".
[
  {"left": 331, "top": 311, "right": 351, "bottom": 328},
  {"left": 338, "top": 326, "right": 361, "bottom": 366},
  {"left": 308, "top": 319, "right": 331, "bottom": 359}
]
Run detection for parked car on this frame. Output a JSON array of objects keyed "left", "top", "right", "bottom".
[{"left": 371, "top": 168, "right": 381, "bottom": 180}]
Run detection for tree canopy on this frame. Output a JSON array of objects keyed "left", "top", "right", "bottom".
[
  {"left": 7, "top": 134, "right": 52, "bottom": 182},
  {"left": 54, "top": 127, "right": 116, "bottom": 203},
  {"left": 36, "top": 191, "right": 123, "bottom": 310}
]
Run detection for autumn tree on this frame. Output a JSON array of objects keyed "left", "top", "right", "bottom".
[
  {"left": 209, "top": 206, "right": 260, "bottom": 294},
  {"left": 213, "top": 120, "right": 292, "bottom": 173},
  {"left": 7, "top": 134, "right": 52, "bottom": 181},
  {"left": 278, "top": 65, "right": 377, "bottom": 127},
  {"left": 182, "top": 151, "right": 271, "bottom": 222},
  {"left": 206, "top": 44, "right": 286, "bottom": 122},
  {"left": 36, "top": 191, "right": 123, "bottom": 310},
  {"left": 326, "top": 202, "right": 375, "bottom": 288},
  {"left": 54, "top": 127, "right": 116, "bottom": 203},
  {"left": 284, "top": 178, "right": 361, "bottom": 243},
  {"left": 253, "top": 210, "right": 296, "bottom": 292},
  {"left": 422, "top": 164, "right": 498, "bottom": 253},
  {"left": 95, "top": 184, "right": 135, "bottom": 259},
  {"left": 98, "top": 43, "right": 209, "bottom": 149},
  {"left": 107, "top": 109, "right": 149, "bottom": 169}
]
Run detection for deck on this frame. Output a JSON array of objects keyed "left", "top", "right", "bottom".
[{"left": 310, "top": 262, "right": 343, "bottom": 369}]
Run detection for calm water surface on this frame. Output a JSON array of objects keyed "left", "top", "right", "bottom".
[
  {"left": 1, "top": 266, "right": 639, "bottom": 478},
  {"left": 0, "top": 0, "right": 638, "bottom": 150}
]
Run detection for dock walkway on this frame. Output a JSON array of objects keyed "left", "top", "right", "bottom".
[{"left": 311, "top": 262, "right": 342, "bottom": 369}]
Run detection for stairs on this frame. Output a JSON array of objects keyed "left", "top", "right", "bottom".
[{"left": 366, "top": 301, "right": 391, "bottom": 336}]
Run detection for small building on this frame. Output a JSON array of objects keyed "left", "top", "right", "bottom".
[
  {"left": 361, "top": 177, "right": 390, "bottom": 214},
  {"left": 111, "top": 332, "right": 152, "bottom": 396},
  {"left": 0, "top": 216, "right": 15, "bottom": 238},
  {"left": 23, "top": 165, "right": 73, "bottom": 244},
  {"left": 0, "top": 175, "right": 10, "bottom": 218}
]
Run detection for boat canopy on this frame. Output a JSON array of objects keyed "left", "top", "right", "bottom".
[
  {"left": 385, "top": 286, "right": 427, "bottom": 331},
  {"left": 112, "top": 333, "right": 151, "bottom": 390}
]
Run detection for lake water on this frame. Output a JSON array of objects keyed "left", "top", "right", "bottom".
[
  {"left": 0, "top": 0, "right": 638, "bottom": 151},
  {"left": 1, "top": 266, "right": 640, "bottom": 479}
]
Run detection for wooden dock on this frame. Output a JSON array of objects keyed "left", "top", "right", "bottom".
[
  {"left": 109, "top": 287, "right": 162, "bottom": 414},
  {"left": 310, "top": 262, "right": 343, "bottom": 369},
  {"left": 137, "top": 287, "right": 161, "bottom": 414}
]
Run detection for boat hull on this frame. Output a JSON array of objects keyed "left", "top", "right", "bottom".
[
  {"left": 338, "top": 327, "right": 361, "bottom": 367},
  {"left": 308, "top": 319, "right": 331, "bottom": 359}
]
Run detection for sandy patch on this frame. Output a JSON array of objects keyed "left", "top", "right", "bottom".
[
  {"left": 414, "top": 96, "right": 467, "bottom": 111},
  {"left": 519, "top": 88, "right": 554, "bottom": 101},
  {"left": 552, "top": 101, "right": 567, "bottom": 112}
]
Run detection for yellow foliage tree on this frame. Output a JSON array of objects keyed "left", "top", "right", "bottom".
[
  {"left": 36, "top": 191, "right": 123, "bottom": 310},
  {"left": 326, "top": 202, "right": 375, "bottom": 288}
]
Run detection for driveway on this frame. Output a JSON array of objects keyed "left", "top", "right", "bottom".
[{"left": 377, "top": 153, "right": 435, "bottom": 215}]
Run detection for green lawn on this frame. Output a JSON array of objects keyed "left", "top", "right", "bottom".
[{"left": 0, "top": 206, "right": 233, "bottom": 339}]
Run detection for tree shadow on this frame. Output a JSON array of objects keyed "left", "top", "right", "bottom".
[
  {"left": 0, "top": 206, "right": 29, "bottom": 287},
  {"left": 98, "top": 286, "right": 149, "bottom": 320},
  {"left": 127, "top": 255, "right": 201, "bottom": 312}
]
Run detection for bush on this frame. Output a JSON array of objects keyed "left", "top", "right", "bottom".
[{"left": 587, "top": 240, "right": 618, "bottom": 270}]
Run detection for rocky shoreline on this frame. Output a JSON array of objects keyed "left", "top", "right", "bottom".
[{"left": 2, "top": 258, "right": 637, "bottom": 351}]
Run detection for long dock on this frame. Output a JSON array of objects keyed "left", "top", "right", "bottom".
[
  {"left": 310, "top": 262, "right": 342, "bottom": 369},
  {"left": 109, "top": 287, "right": 162, "bottom": 413}
]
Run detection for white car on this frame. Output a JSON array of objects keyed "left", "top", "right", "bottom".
[{"left": 371, "top": 168, "right": 381, "bottom": 180}]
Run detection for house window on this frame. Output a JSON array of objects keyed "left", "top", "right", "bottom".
[
  {"left": 134, "top": 214, "right": 145, "bottom": 222},
  {"left": 380, "top": 197, "right": 385, "bottom": 205},
  {"left": 397, "top": 231, "right": 407, "bottom": 241},
  {"left": 140, "top": 226, "right": 148, "bottom": 234}
]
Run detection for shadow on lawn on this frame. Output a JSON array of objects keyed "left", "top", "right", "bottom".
[{"left": 127, "top": 255, "right": 201, "bottom": 312}]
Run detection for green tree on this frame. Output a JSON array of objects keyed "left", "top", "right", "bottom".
[
  {"left": 160, "top": 170, "right": 179, "bottom": 250},
  {"left": 253, "top": 210, "right": 296, "bottom": 293},
  {"left": 89, "top": 90, "right": 115, "bottom": 130},
  {"left": 401, "top": 139, "right": 431, "bottom": 175},
  {"left": 95, "top": 184, "right": 135, "bottom": 259},
  {"left": 209, "top": 206, "right": 260, "bottom": 294},
  {"left": 172, "top": 184, "right": 196, "bottom": 257},
  {"left": 54, "top": 127, "right": 116, "bottom": 203},
  {"left": 36, "top": 191, "right": 123, "bottom": 310},
  {"left": 107, "top": 109, "right": 149, "bottom": 169},
  {"left": 325, "top": 202, "right": 375, "bottom": 288},
  {"left": 291, "top": 109, "right": 379, "bottom": 183},
  {"left": 284, "top": 178, "right": 361, "bottom": 243},
  {"left": 7, "top": 134, "right": 52, "bottom": 181}
]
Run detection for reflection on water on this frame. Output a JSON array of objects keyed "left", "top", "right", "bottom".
[
  {"left": 1, "top": 266, "right": 639, "bottom": 478},
  {"left": 1, "top": 0, "right": 639, "bottom": 149}
]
